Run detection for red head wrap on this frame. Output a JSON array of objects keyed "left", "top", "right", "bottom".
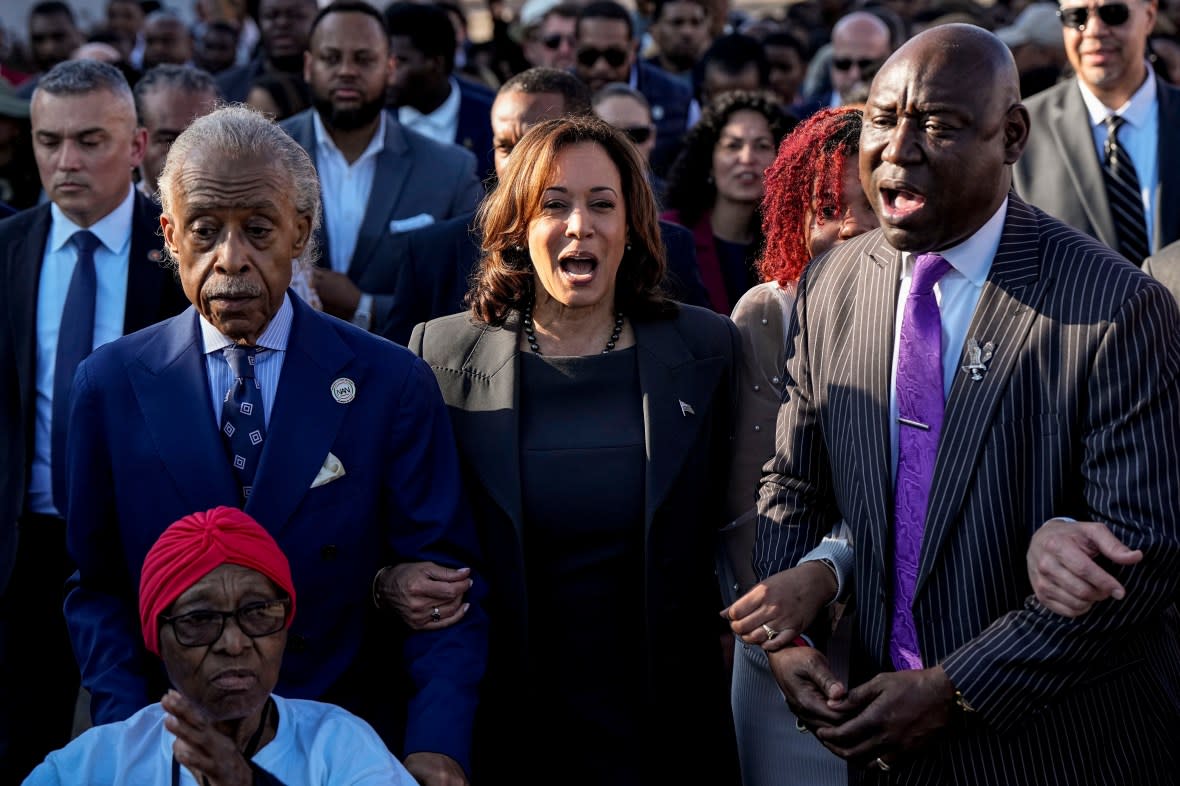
[{"left": 139, "top": 507, "right": 297, "bottom": 656}]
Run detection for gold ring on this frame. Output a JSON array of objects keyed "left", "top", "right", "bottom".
[
  {"left": 430, "top": 607, "right": 441, "bottom": 623},
  {"left": 872, "top": 757, "right": 891, "bottom": 772},
  {"left": 761, "top": 623, "right": 778, "bottom": 640}
]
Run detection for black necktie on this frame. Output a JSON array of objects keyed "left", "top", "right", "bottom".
[
  {"left": 1102, "top": 115, "right": 1150, "bottom": 264},
  {"left": 51, "top": 229, "right": 102, "bottom": 511},
  {"left": 220, "top": 345, "right": 267, "bottom": 503}
]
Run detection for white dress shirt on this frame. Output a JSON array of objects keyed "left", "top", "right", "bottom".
[
  {"left": 397, "top": 76, "right": 461, "bottom": 145},
  {"left": 888, "top": 198, "right": 1007, "bottom": 478},
  {"left": 30, "top": 186, "right": 135, "bottom": 515},
  {"left": 200, "top": 293, "right": 293, "bottom": 428},
  {"left": 1078, "top": 67, "right": 1160, "bottom": 249},
  {"left": 314, "top": 110, "right": 386, "bottom": 274}
]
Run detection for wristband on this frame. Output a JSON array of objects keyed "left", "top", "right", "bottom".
[
  {"left": 792, "top": 633, "right": 814, "bottom": 648},
  {"left": 371, "top": 565, "right": 390, "bottom": 609}
]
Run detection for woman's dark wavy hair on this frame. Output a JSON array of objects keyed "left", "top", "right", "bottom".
[
  {"left": 662, "top": 90, "right": 794, "bottom": 231},
  {"left": 469, "top": 115, "right": 674, "bottom": 325},
  {"left": 760, "top": 106, "right": 863, "bottom": 287}
]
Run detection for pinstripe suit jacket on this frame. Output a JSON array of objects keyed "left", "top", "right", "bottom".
[{"left": 755, "top": 197, "right": 1180, "bottom": 785}]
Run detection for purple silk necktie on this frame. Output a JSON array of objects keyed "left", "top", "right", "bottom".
[{"left": 891, "top": 252, "right": 952, "bottom": 671}]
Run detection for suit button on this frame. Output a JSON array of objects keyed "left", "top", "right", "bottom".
[
  {"left": 321, "top": 544, "right": 338, "bottom": 560},
  {"left": 288, "top": 634, "right": 308, "bottom": 653}
]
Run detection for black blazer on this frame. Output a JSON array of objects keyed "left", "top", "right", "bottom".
[
  {"left": 381, "top": 215, "right": 711, "bottom": 344},
  {"left": 0, "top": 191, "right": 188, "bottom": 593},
  {"left": 409, "top": 305, "right": 741, "bottom": 783}
]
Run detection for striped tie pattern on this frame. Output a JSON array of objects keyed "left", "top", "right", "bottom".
[{"left": 1102, "top": 115, "right": 1150, "bottom": 264}]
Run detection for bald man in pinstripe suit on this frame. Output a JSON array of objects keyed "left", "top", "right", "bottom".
[{"left": 754, "top": 24, "right": 1180, "bottom": 785}]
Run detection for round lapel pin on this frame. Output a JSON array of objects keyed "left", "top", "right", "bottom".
[
  {"left": 331, "top": 377, "right": 356, "bottom": 404},
  {"left": 148, "top": 249, "right": 163, "bottom": 263}
]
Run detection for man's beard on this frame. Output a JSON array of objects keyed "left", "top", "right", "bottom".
[{"left": 312, "top": 91, "right": 386, "bottom": 131}]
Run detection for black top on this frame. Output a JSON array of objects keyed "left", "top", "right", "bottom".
[
  {"left": 519, "top": 347, "right": 646, "bottom": 785},
  {"left": 714, "top": 235, "right": 757, "bottom": 310}
]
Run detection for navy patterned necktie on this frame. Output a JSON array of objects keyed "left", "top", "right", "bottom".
[
  {"left": 1102, "top": 115, "right": 1150, "bottom": 264},
  {"left": 51, "top": 229, "right": 102, "bottom": 510},
  {"left": 220, "top": 345, "right": 266, "bottom": 503}
]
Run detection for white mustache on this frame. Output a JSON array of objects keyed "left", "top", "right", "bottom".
[{"left": 204, "top": 279, "right": 262, "bottom": 299}]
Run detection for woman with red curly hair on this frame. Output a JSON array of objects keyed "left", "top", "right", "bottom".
[{"left": 718, "top": 106, "right": 877, "bottom": 786}]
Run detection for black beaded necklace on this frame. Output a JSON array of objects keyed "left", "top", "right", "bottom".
[{"left": 522, "top": 306, "right": 624, "bottom": 355}]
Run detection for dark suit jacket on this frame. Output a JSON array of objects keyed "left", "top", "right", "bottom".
[
  {"left": 214, "top": 55, "right": 267, "bottom": 104},
  {"left": 636, "top": 60, "right": 696, "bottom": 178},
  {"left": 756, "top": 197, "right": 1180, "bottom": 784},
  {"left": 1013, "top": 77, "right": 1180, "bottom": 261},
  {"left": 62, "top": 294, "right": 488, "bottom": 770},
  {"left": 280, "top": 109, "right": 483, "bottom": 330},
  {"left": 381, "top": 214, "right": 711, "bottom": 344},
  {"left": 0, "top": 192, "right": 187, "bottom": 595},
  {"left": 1143, "top": 238, "right": 1180, "bottom": 303},
  {"left": 409, "top": 305, "right": 741, "bottom": 782},
  {"left": 454, "top": 78, "right": 495, "bottom": 180}
]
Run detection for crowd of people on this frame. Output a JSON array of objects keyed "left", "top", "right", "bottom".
[{"left": 0, "top": 0, "right": 1179, "bottom": 784}]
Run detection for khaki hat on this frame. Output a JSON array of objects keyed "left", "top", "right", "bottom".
[{"left": 995, "top": 3, "right": 1066, "bottom": 51}]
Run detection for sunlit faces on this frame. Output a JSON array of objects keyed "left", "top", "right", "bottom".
[
  {"left": 524, "top": 13, "right": 577, "bottom": 69},
  {"left": 1060, "top": 0, "right": 1156, "bottom": 104},
  {"left": 830, "top": 14, "right": 891, "bottom": 103},
  {"left": 711, "top": 109, "right": 776, "bottom": 204},
  {"left": 162, "top": 151, "right": 310, "bottom": 344},
  {"left": 575, "top": 18, "right": 635, "bottom": 93},
  {"left": 305, "top": 10, "right": 391, "bottom": 131},
  {"left": 158, "top": 564, "right": 287, "bottom": 724},
  {"left": 651, "top": 0, "right": 710, "bottom": 68},
  {"left": 32, "top": 89, "right": 146, "bottom": 228},
  {"left": 491, "top": 90, "right": 568, "bottom": 179},
  {"left": 528, "top": 142, "right": 628, "bottom": 311},
  {"left": 805, "top": 157, "right": 878, "bottom": 258},
  {"left": 594, "top": 93, "right": 657, "bottom": 163}
]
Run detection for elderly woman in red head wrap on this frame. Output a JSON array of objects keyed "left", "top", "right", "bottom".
[{"left": 26, "top": 507, "right": 415, "bottom": 786}]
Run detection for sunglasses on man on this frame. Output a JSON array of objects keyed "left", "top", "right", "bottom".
[
  {"left": 621, "top": 125, "right": 655, "bottom": 145},
  {"left": 541, "top": 32, "right": 576, "bottom": 50},
  {"left": 832, "top": 56, "right": 883, "bottom": 72},
  {"left": 1056, "top": 3, "right": 1131, "bottom": 30},
  {"left": 577, "top": 46, "right": 629, "bottom": 68}
]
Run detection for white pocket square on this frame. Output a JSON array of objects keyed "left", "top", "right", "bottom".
[
  {"left": 311, "top": 451, "right": 346, "bottom": 488},
  {"left": 389, "top": 213, "right": 435, "bottom": 234}
]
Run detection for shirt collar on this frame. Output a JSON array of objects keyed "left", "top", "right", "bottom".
[
  {"left": 313, "top": 108, "right": 386, "bottom": 161},
  {"left": 901, "top": 197, "right": 1007, "bottom": 286},
  {"left": 200, "top": 291, "right": 293, "bottom": 354},
  {"left": 397, "top": 77, "right": 461, "bottom": 133},
  {"left": 48, "top": 184, "right": 136, "bottom": 255},
  {"left": 1077, "top": 66, "right": 1157, "bottom": 128}
]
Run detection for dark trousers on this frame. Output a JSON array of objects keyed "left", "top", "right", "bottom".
[{"left": 0, "top": 514, "right": 80, "bottom": 785}]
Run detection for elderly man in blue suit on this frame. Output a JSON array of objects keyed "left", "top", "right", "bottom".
[{"left": 62, "top": 105, "right": 487, "bottom": 786}]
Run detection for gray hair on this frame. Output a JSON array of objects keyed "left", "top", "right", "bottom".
[
  {"left": 591, "top": 82, "right": 651, "bottom": 112},
  {"left": 158, "top": 104, "right": 322, "bottom": 267},
  {"left": 35, "top": 59, "right": 133, "bottom": 105},
  {"left": 134, "top": 64, "right": 219, "bottom": 124}
]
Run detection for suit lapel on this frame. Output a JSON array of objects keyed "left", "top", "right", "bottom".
[
  {"left": 245, "top": 295, "right": 354, "bottom": 530},
  {"left": 634, "top": 317, "right": 724, "bottom": 534},
  {"left": 852, "top": 236, "right": 901, "bottom": 584},
  {"left": 7, "top": 207, "right": 49, "bottom": 422},
  {"left": 123, "top": 192, "right": 167, "bottom": 333},
  {"left": 916, "top": 199, "right": 1050, "bottom": 598},
  {"left": 347, "top": 115, "right": 412, "bottom": 281},
  {"left": 1050, "top": 83, "right": 1118, "bottom": 248},
  {"left": 129, "top": 309, "right": 238, "bottom": 510},
  {"left": 448, "top": 313, "right": 523, "bottom": 534},
  {"left": 1154, "top": 83, "right": 1180, "bottom": 250}
]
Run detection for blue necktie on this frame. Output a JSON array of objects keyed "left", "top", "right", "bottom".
[
  {"left": 51, "top": 229, "right": 102, "bottom": 511},
  {"left": 220, "top": 345, "right": 267, "bottom": 504}
]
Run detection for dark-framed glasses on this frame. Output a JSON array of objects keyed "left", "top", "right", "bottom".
[
  {"left": 621, "top": 125, "right": 655, "bottom": 144},
  {"left": 1056, "top": 3, "right": 1131, "bottom": 30},
  {"left": 577, "top": 46, "right": 628, "bottom": 68},
  {"left": 541, "top": 32, "right": 576, "bottom": 50},
  {"left": 832, "top": 56, "right": 882, "bottom": 72},
  {"left": 161, "top": 598, "right": 291, "bottom": 647}
]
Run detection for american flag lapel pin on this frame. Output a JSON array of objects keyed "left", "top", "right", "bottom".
[{"left": 679, "top": 400, "right": 695, "bottom": 417}]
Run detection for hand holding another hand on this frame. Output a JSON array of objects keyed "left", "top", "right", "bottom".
[
  {"left": 723, "top": 561, "right": 837, "bottom": 651},
  {"left": 376, "top": 561, "right": 472, "bottom": 630}
]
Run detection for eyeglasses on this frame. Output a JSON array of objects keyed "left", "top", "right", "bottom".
[
  {"left": 832, "top": 56, "right": 883, "bottom": 72},
  {"left": 541, "top": 32, "right": 576, "bottom": 50},
  {"left": 621, "top": 125, "right": 654, "bottom": 144},
  {"left": 161, "top": 598, "right": 290, "bottom": 647},
  {"left": 1056, "top": 3, "right": 1131, "bottom": 29},
  {"left": 577, "top": 46, "right": 629, "bottom": 68}
]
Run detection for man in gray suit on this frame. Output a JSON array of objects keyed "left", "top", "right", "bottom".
[
  {"left": 756, "top": 24, "right": 1180, "bottom": 784},
  {"left": 1143, "top": 238, "right": 1180, "bottom": 302},
  {"left": 280, "top": 1, "right": 481, "bottom": 333},
  {"left": 1013, "top": 0, "right": 1180, "bottom": 263}
]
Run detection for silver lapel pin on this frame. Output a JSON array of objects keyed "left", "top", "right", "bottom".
[
  {"left": 679, "top": 400, "right": 695, "bottom": 417},
  {"left": 961, "top": 338, "right": 995, "bottom": 381}
]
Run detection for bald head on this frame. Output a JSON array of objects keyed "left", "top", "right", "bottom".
[
  {"left": 860, "top": 24, "right": 1029, "bottom": 253},
  {"left": 830, "top": 11, "right": 892, "bottom": 104}
]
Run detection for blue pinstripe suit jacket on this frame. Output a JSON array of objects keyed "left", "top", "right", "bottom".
[{"left": 756, "top": 196, "right": 1180, "bottom": 785}]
